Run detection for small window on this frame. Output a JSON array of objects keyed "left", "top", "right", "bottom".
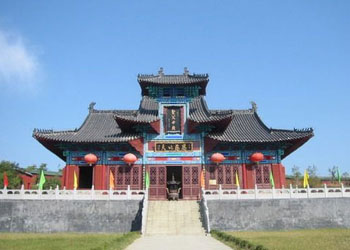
[
  {"left": 163, "top": 88, "right": 171, "bottom": 97},
  {"left": 176, "top": 88, "right": 185, "bottom": 97}
]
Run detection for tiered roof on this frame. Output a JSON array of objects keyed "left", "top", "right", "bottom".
[{"left": 33, "top": 69, "right": 313, "bottom": 159}]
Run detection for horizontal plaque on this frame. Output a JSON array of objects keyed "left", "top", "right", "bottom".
[{"left": 155, "top": 142, "right": 193, "bottom": 152}]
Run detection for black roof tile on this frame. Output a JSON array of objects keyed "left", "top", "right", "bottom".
[
  {"left": 138, "top": 68, "right": 209, "bottom": 95},
  {"left": 33, "top": 110, "right": 141, "bottom": 143},
  {"left": 207, "top": 111, "right": 313, "bottom": 143},
  {"left": 114, "top": 96, "right": 159, "bottom": 123}
]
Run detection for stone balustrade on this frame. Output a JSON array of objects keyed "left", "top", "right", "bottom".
[
  {"left": 204, "top": 184, "right": 350, "bottom": 200},
  {"left": 0, "top": 185, "right": 145, "bottom": 200}
]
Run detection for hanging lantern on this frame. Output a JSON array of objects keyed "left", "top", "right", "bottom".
[
  {"left": 84, "top": 153, "right": 98, "bottom": 166},
  {"left": 123, "top": 153, "right": 137, "bottom": 166},
  {"left": 250, "top": 152, "right": 264, "bottom": 163},
  {"left": 210, "top": 153, "right": 225, "bottom": 165}
]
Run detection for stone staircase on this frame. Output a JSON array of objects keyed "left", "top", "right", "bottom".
[{"left": 145, "top": 200, "right": 205, "bottom": 235}]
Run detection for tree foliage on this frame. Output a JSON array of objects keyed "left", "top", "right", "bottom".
[
  {"left": 291, "top": 165, "right": 301, "bottom": 185},
  {"left": 0, "top": 161, "right": 22, "bottom": 188},
  {"left": 328, "top": 166, "right": 338, "bottom": 182},
  {"left": 306, "top": 165, "right": 321, "bottom": 187}
]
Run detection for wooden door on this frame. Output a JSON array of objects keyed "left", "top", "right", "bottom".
[
  {"left": 149, "top": 166, "right": 167, "bottom": 200},
  {"left": 206, "top": 164, "right": 242, "bottom": 189},
  {"left": 182, "top": 165, "right": 200, "bottom": 200},
  {"left": 112, "top": 165, "right": 142, "bottom": 190},
  {"left": 254, "top": 164, "right": 272, "bottom": 188}
]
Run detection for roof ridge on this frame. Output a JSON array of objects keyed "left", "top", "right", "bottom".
[{"left": 271, "top": 128, "right": 314, "bottom": 133}]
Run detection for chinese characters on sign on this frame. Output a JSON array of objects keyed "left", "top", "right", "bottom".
[
  {"left": 166, "top": 107, "right": 181, "bottom": 133},
  {"left": 155, "top": 142, "right": 193, "bottom": 152}
]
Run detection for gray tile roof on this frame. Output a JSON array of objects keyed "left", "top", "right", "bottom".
[
  {"left": 114, "top": 96, "right": 159, "bottom": 123},
  {"left": 188, "top": 96, "right": 233, "bottom": 123},
  {"left": 33, "top": 110, "right": 141, "bottom": 143},
  {"left": 138, "top": 68, "right": 209, "bottom": 96},
  {"left": 207, "top": 111, "right": 313, "bottom": 143},
  {"left": 138, "top": 74, "right": 209, "bottom": 85}
]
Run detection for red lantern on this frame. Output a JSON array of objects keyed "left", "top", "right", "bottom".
[
  {"left": 84, "top": 153, "right": 98, "bottom": 165},
  {"left": 250, "top": 152, "right": 264, "bottom": 163},
  {"left": 123, "top": 153, "right": 137, "bottom": 165},
  {"left": 211, "top": 153, "right": 225, "bottom": 164}
]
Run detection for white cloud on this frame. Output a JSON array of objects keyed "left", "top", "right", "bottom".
[{"left": 0, "top": 29, "right": 40, "bottom": 87}]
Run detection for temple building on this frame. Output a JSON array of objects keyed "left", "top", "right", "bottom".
[{"left": 33, "top": 68, "right": 313, "bottom": 200}]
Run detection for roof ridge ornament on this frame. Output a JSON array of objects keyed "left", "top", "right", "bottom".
[
  {"left": 184, "top": 67, "right": 189, "bottom": 76},
  {"left": 250, "top": 101, "right": 257, "bottom": 112},
  {"left": 89, "top": 102, "right": 96, "bottom": 112},
  {"left": 158, "top": 67, "right": 164, "bottom": 76}
]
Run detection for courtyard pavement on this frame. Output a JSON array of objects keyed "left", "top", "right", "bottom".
[{"left": 125, "top": 235, "right": 232, "bottom": 250}]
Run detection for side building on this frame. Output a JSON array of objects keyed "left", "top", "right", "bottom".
[{"left": 33, "top": 68, "right": 313, "bottom": 200}]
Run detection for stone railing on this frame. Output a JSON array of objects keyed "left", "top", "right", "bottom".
[
  {"left": 0, "top": 185, "right": 145, "bottom": 200},
  {"left": 204, "top": 184, "right": 350, "bottom": 200},
  {"left": 141, "top": 188, "right": 149, "bottom": 235}
]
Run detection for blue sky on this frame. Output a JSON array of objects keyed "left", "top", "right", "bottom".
[{"left": 0, "top": 1, "right": 349, "bottom": 176}]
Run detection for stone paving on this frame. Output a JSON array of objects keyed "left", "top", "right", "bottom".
[
  {"left": 126, "top": 200, "right": 232, "bottom": 250},
  {"left": 125, "top": 235, "right": 232, "bottom": 250}
]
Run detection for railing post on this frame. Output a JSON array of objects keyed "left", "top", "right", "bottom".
[
  {"left": 109, "top": 187, "right": 113, "bottom": 200},
  {"left": 219, "top": 184, "right": 222, "bottom": 200},
  {"left": 20, "top": 184, "right": 24, "bottom": 198},
  {"left": 55, "top": 185, "right": 59, "bottom": 199},
  {"left": 254, "top": 184, "right": 258, "bottom": 199},
  {"left": 91, "top": 185, "right": 95, "bottom": 200},
  {"left": 237, "top": 185, "right": 240, "bottom": 199},
  {"left": 289, "top": 184, "right": 293, "bottom": 198},
  {"left": 127, "top": 185, "right": 131, "bottom": 200},
  {"left": 324, "top": 183, "right": 328, "bottom": 198},
  {"left": 307, "top": 185, "right": 310, "bottom": 198},
  {"left": 341, "top": 183, "right": 345, "bottom": 197},
  {"left": 3, "top": 186, "right": 7, "bottom": 198},
  {"left": 73, "top": 188, "right": 77, "bottom": 200},
  {"left": 272, "top": 186, "right": 275, "bottom": 199}
]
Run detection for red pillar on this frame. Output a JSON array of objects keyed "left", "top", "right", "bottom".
[
  {"left": 272, "top": 164, "right": 286, "bottom": 188},
  {"left": 94, "top": 165, "right": 107, "bottom": 190},
  {"left": 242, "top": 164, "right": 247, "bottom": 189},
  {"left": 245, "top": 164, "right": 255, "bottom": 189},
  {"left": 63, "top": 165, "right": 79, "bottom": 189}
]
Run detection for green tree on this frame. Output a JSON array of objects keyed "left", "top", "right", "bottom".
[
  {"left": 307, "top": 165, "right": 321, "bottom": 187},
  {"left": 0, "top": 161, "right": 22, "bottom": 189},
  {"left": 44, "top": 177, "right": 61, "bottom": 189},
  {"left": 25, "top": 164, "right": 38, "bottom": 172},
  {"left": 328, "top": 166, "right": 338, "bottom": 183},
  {"left": 291, "top": 165, "right": 301, "bottom": 186},
  {"left": 38, "top": 163, "right": 48, "bottom": 172}
]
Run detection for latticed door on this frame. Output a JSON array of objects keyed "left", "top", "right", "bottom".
[
  {"left": 148, "top": 166, "right": 167, "bottom": 200},
  {"left": 112, "top": 165, "right": 142, "bottom": 190},
  {"left": 254, "top": 164, "right": 272, "bottom": 188},
  {"left": 206, "top": 164, "right": 242, "bottom": 189},
  {"left": 182, "top": 165, "right": 200, "bottom": 200}
]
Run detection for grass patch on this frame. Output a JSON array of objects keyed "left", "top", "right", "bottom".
[
  {"left": 0, "top": 232, "right": 140, "bottom": 250},
  {"left": 211, "top": 230, "right": 266, "bottom": 250},
  {"left": 228, "top": 228, "right": 350, "bottom": 250}
]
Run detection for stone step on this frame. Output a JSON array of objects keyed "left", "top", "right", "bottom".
[{"left": 145, "top": 200, "right": 205, "bottom": 235}]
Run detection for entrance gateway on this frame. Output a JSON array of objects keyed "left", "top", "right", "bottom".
[
  {"left": 148, "top": 165, "right": 200, "bottom": 200},
  {"left": 33, "top": 68, "right": 313, "bottom": 198}
]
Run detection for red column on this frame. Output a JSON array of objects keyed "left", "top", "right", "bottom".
[
  {"left": 242, "top": 164, "right": 247, "bottom": 189},
  {"left": 245, "top": 164, "right": 255, "bottom": 189},
  {"left": 94, "top": 165, "right": 107, "bottom": 190},
  {"left": 63, "top": 165, "right": 79, "bottom": 189},
  {"left": 272, "top": 164, "right": 286, "bottom": 188}
]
